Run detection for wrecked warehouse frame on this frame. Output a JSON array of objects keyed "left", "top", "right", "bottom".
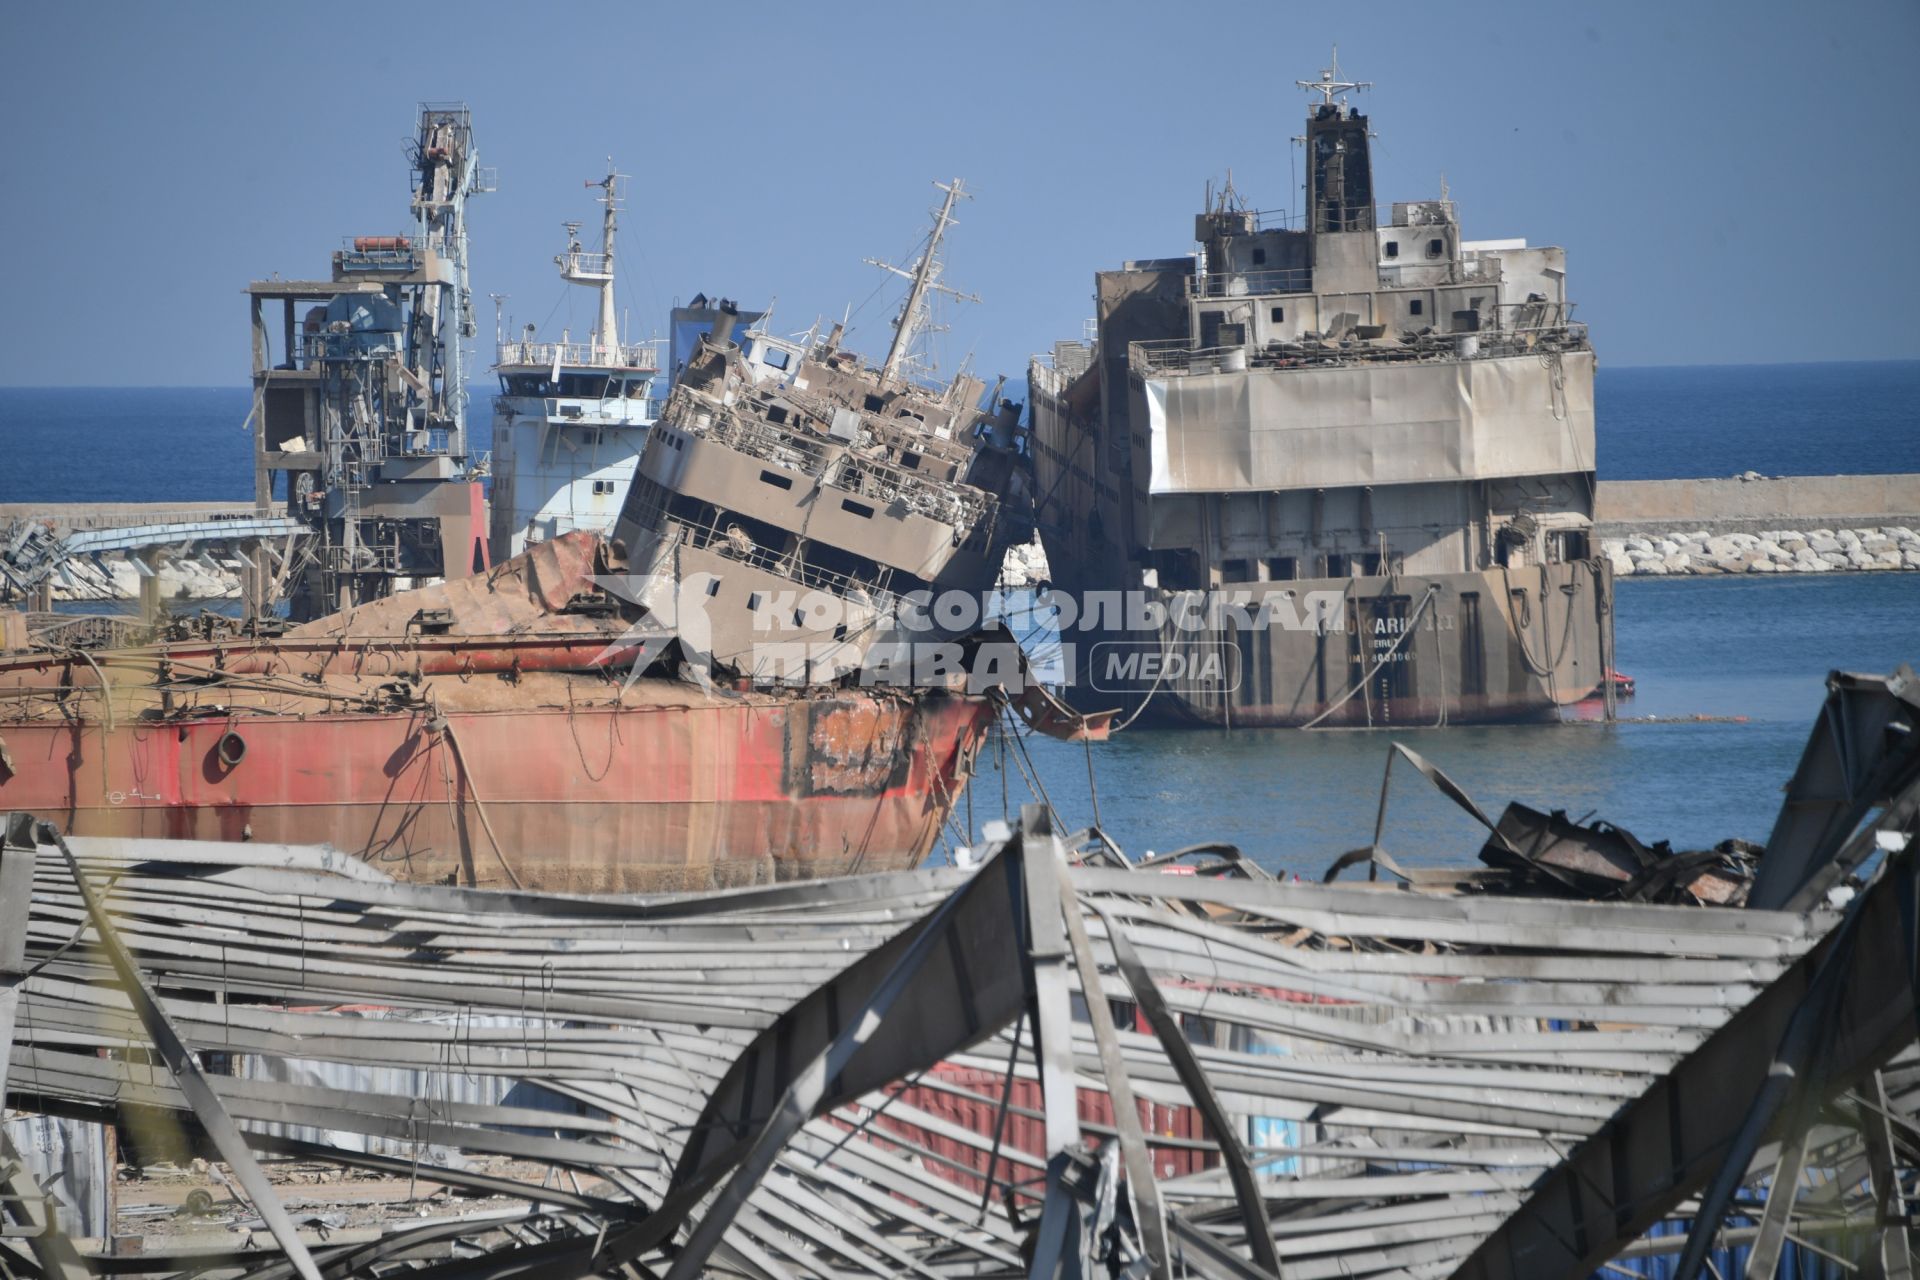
[{"left": 0, "top": 666, "right": 1917, "bottom": 1278}]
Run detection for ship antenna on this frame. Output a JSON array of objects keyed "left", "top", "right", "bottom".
[
  {"left": 866, "top": 178, "right": 980, "bottom": 385},
  {"left": 1297, "top": 45, "right": 1370, "bottom": 108}
]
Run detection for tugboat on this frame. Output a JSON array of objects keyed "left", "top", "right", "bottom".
[
  {"left": 1029, "top": 60, "right": 1615, "bottom": 727},
  {"left": 489, "top": 163, "right": 665, "bottom": 562}
]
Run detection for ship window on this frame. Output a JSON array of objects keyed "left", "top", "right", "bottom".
[
  {"left": 592, "top": 479, "right": 615, "bottom": 496},
  {"left": 1427, "top": 238, "right": 1443, "bottom": 258},
  {"left": 1360, "top": 553, "right": 1383, "bottom": 575},
  {"left": 833, "top": 623, "right": 847, "bottom": 640},
  {"left": 863, "top": 394, "right": 886, "bottom": 413},
  {"left": 763, "top": 347, "right": 791, "bottom": 371},
  {"left": 1251, "top": 247, "right": 1267, "bottom": 265},
  {"left": 1326, "top": 553, "right": 1350, "bottom": 577},
  {"left": 747, "top": 592, "right": 761, "bottom": 611},
  {"left": 1270, "top": 306, "right": 1284, "bottom": 323},
  {"left": 706, "top": 578, "right": 721, "bottom": 596},
  {"left": 840, "top": 499, "right": 875, "bottom": 519},
  {"left": 1410, "top": 299, "right": 1424, "bottom": 316},
  {"left": 900, "top": 450, "right": 922, "bottom": 469},
  {"left": 1266, "top": 556, "right": 1296, "bottom": 581},
  {"left": 766, "top": 405, "right": 789, "bottom": 425},
  {"left": 1221, "top": 558, "right": 1252, "bottom": 582},
  {"left": 759, "top": 469, "right": 794, "bottom": 490},
  {"left": 1554, "top": 530, "right": 1591, "bottom": 562},
  {"left": 1384, "top": 241, "right": 1399, "bottom": 259}
]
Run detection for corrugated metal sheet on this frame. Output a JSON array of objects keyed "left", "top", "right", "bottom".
[
  {"left": 234, "top": 1011, "right": 585, "bottom": 1162},
  {"left": 4, "top": 1111, "right": 109, "bottom": 1239}
]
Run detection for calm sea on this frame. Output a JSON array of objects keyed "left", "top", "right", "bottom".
[
  {"left": 2, "top": 366, "right": 1917, "bottom": 865},
  {"left": 2, "top": 361, "right": 1917, "bottom": 501},
  {"left": 998, "top": 572, "right": 1920, "bottom": 873}
]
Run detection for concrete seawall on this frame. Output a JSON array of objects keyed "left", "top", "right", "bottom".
[{"left": 1594, "top": 474, "right": 1920, "bottom": 538}]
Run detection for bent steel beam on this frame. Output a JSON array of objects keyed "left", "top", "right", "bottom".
[
  {"left": 1449, "top": 836, "right": 1920, "bottom": 1280},
  {"left": 1751, "top": 664, "right": 1920, "bottom": 912},
  {"left": 38, "top": 820, "right": 325, "bottom": 1280}
]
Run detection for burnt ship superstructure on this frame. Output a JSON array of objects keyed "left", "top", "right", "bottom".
[
  {"left": 0, "top": 178, "right": 1057, "bottom": 892},
  {"left": 614, "top": 179, "right": 1033, "bottom": 684},
  {"left": 1029, "top": 64, "right": 1612, "bottom": 727},
  {"left": 249, "top": 104, "right": 494, "bottom": 622}
]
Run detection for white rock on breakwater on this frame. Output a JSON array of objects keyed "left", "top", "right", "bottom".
[{"left": 1605, "top": 526, "right": 1920, "bottom": 578}]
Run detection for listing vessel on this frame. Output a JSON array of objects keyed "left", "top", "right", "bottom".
[
  {"left": 489, "top": 163, "right": 665, "bottom": 562},
  {"left": 0, "top": 153, "right": 1055, "bottom": 891},
  {"left": 613, "top": 179, "right": 1036, "bottom": 683},
  {"left": 1029, "top": 62, "right": 1612, "bottom": 727}
]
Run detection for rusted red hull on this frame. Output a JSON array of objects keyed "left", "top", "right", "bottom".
[
  {"left": 0, "top": 687, "right": 991, "bottom": 892},
  {"left": 0, "top": 532, "right": 996, "bottom": 892}
]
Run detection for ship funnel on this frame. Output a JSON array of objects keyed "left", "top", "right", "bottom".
[{"left": 709, "top": 300, "right": 739, "bottom": 349}]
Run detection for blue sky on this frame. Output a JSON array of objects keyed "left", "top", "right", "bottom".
[{"left": 2, "top": 0, "right": 1915, "bottom": 387}]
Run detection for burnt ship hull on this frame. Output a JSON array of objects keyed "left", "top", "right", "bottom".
[
  {"left": 0, "top": 683, "right": 989, "bottom": 893},
  {"left": 1029, "top": 361, "right": 1614, "bottom": 729},
  {"left": 1055, "top": 561, "right": 1610, "bottom": 729},
  {"left": 0, "top": 533, "right": 992, "bottom": 892}
]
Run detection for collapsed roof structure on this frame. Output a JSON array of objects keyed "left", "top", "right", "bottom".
[{"left": 2, "top": 665, "right": 1917, "bottom": 1279}]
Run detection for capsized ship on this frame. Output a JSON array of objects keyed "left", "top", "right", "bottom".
[
  {"left": 489, "top": 163, "right": 665, "bottom": 562},
  {"left": 613, "top": 179, "right": 1035, "bottom": 683},
  {"left": 1029, "top": 62, "right": 1613, "bottom": 727},
  {"left": 0, "top": 168, "right": 1068, "bottom": 891}
]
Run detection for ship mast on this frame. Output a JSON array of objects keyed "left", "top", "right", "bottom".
[
  {"left": 867, "top": 178, "right": 979, "bottom": 385},
  {"left": 557, "top": 160, "right": 623, "bottom": 364}
]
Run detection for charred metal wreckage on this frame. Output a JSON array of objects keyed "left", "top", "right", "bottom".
[
  {"left": 2, "top": 664, "right": 1917, "bottom": 1278},
  {"left": 0, "top": 151, "right": 1070, "bottom": 890},
  {"left": 1030, "top": 61, "right": 1611, "bottom": 729}
]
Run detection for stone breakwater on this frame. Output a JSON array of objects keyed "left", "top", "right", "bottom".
[{"left": 1603, "top": 527, "right": 1920, "bottom": 577}]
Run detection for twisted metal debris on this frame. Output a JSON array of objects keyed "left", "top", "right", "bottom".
[{"left": 2, "top": 665, "right": 1918, "bottom": 1278}]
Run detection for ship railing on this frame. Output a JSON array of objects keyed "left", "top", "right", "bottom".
[
  {"left": 495, "top": 339, "right": 662, "bottom": 372},
  {"left": 667, "top": 508, "right": 904, "bottom": 615},
  {"left": 558, "top": 249, "right": 613, "bottom": 279},
  {"left": 1189, "top": 268, "right": 1315, "bottom": 299},
  {"left": 832, "top": 455, "right": 995, "bottom": 530},
  {"left": 681, "top": 398, "right": 994, "bottom": 531},
  {"left": 1375, "top": 258, "right": 1504, "bottom": 288},
  {"left": 296, "top": 331, "right": 405, "bottom": 364},
  {"left": 1235, "top": 203, "right": 1455, "bottom": 233},
  {"left": 1129, "top": 340, "right": 1245, "bottom": 375},
  {"left": 529, "top": 395, "right": 663, "bottom": 423},
  {"left": 1129, "top": 319, "right": 1589, "bottom": 377}
]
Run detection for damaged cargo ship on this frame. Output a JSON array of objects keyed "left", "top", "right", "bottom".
[
  {"left": 1029, "top": 63, "right": 1613, "bottom": 726},
  {"left": 0, "top": 142, "right": 1051, "bottom": 890}
]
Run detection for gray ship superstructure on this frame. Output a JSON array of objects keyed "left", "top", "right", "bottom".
[
  {"left": 248, "top": 104, "right": 493, "bottom": 621},
  {"left": 613, "top": 180, "right": 1033, "bottom": 683},
  {"left": 1029, "top": 64, "right": 1612, "bottom": 726}
]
